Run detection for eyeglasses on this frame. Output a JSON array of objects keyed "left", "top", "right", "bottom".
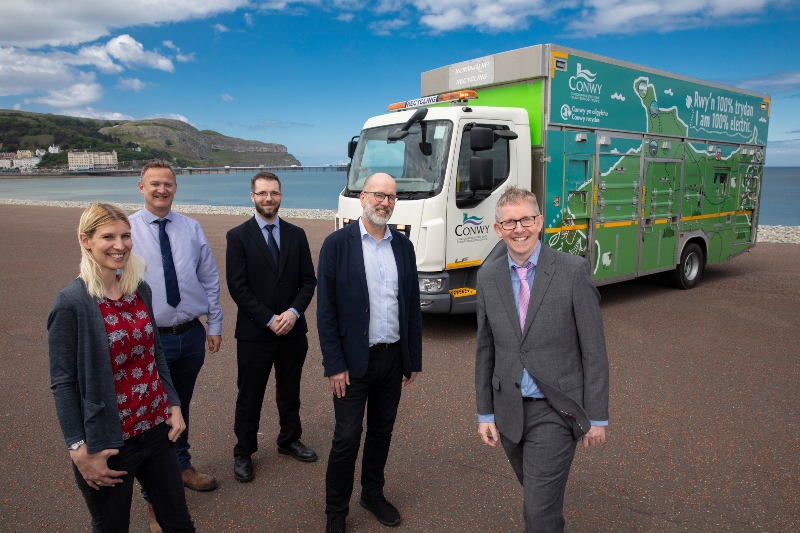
[
  {"left": 362, "top": 191, "right": 397, "bottom": 204},
  {"left": 252, "top": 191, "right": 282, "bottom": 198},
  {"left": 498, "top": 215, "right": 539, "bottom": 231}
]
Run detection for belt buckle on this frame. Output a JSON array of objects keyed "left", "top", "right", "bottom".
[{"left": 172, "top": 325, "right": 180, "bottom": 335}]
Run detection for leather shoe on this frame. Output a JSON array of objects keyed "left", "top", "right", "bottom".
[
  {"left": 325, "top": 514, "right": 347, "bottom": 533},
  {"left": 277, "top": 440, "right": 318, "bottom": 462},
  {"left": 146, "top": 501, "right": 162, "bottom": 533},
  {"left": 359, "top": 491, "right": 401, "bottom": 527},
  {"left": 234, "top": 455, "right": 254, "bottom": 482},
  {"left": 182, "top": 466, "right": 218, "bottom": 492}
]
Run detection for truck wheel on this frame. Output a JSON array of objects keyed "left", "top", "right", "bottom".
[{"left": 669, "top": 242, "right": 704, "bottom": 289}]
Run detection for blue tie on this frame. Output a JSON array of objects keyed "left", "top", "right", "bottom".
[
  {"left": 155, "top": 219, "right": 181, "bottom": 308},
  {"left": 265, "top": 224, "right": 279, "bottom": 266}
]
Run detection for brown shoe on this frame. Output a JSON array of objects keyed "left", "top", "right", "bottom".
[
  {"left": 147, "top": 501, "right": 163, "bottom": 533},
  {"left": 182, "top": 466, "right": 218, "bottom": 492}
]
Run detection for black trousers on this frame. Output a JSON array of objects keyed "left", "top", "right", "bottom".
[
  {"left": 73, "top": 422, "right": 195, "bottom": 533},
  {"left": 325, "top": 343, "right": 403, "bottom": 516},
  {"left": 233, "top": 335, "right": 308, "bottom": 457}
]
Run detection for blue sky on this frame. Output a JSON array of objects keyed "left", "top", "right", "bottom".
[{"left": 1, "top": 0, "right": 799, "bottom": 166}]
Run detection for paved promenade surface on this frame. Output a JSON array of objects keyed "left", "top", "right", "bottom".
[{"left": 1, "top": 204, "right": 798, "bottom": 532}]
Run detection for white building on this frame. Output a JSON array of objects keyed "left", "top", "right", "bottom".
[
  {"left": 13, "top": 157, "right": 41, "bottom": 170},
  {"left": 68, "top": 150, "right": 118, "bottom": 170},
  {"left": 35, "top": 148, "right": 47, "bottom": 157},
  {"left": 0, "top": 160, "right": 12, "bottom": 169},
  {"left": 48, "top": 145, "right": 61, "bottom": 154}
]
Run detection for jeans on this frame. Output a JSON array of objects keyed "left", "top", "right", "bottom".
[
  {"left": 325, "top": 343, "right": 403, "bottom": 516},
  {"left": 73, "top": 422, "right": 195, "bottom": 533}
]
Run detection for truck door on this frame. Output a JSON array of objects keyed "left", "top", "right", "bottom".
[
  {"left": 446, "top": 121, "right": 517, "bottom": 274},
  {"left": 734, "top": 160, "right": 761, "bottom": 244},
  {"left": 640, "top": 139, "right": 683, "bottom": 273},
  {"left": 593, "top": 135, "right": 642, "bottom": 282},
  {"left": 548, "top": 130, "right": 594, "bottom": 258}
]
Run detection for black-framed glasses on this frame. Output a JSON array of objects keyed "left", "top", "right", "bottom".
[
  {"left": 362, "top": 191, "right": 397, "bottom": 204},
  {"left": 498, "top": 215, "right": 538, "bottom": 231},
  {"left": 252, "top": 191, "right": 282, "bottom": 198}
]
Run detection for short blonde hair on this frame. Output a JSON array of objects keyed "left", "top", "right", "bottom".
[
  {"left": 495, "top": 186, "right": 540, "bottom": 221},
  {"left": 78, "top": 203, "right": 145, "bottom": 298}
]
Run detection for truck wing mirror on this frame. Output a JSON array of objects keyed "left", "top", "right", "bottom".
[
  {"left": 388, "top": 107, "right": 429, "bottom": 143},
  {"left": 419, "top": 141, "right": 432, "bottom": 156},
  {"left": 469, "top": 156, "right": 493, "bottom": 192},
  {"left": 347, "top": 136, "right": 359, "bottom": 159},
  {"left": 388, "top": 130, "right": 409, "bottom": 142},
  {"left": 493, "top": 130, "right": 518, "bottom": 141},
  {"left": 470, "top": 127, "right": 495, "bottom": 152}
]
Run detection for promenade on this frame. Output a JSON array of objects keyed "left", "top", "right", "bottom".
[{"left": 1, "top": 204, "right": 798, "bottom": 532}]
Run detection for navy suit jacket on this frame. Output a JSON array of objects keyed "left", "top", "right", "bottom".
[
  {"left": 226, "top": 216, "right": 317, "bottom": 342},
  {"left": 316, "top": 221, "right": 423, "bottom": 379}
]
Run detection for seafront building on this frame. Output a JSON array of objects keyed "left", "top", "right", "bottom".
[
  {"left": 48, "top": 145, "right": 61, "bottom": 154},
  {"left": 67, "top": 150, "right": 118, "bottom": 171},
  {"left": 12, "top": 157, "right": 42, "bottom": 170},
  {"left": 16, "top": 150, "right": 33, "bottom": 159}
]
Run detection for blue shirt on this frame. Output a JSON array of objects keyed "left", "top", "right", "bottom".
[
  {"left": 478, "top": 242, "right": 607, "bottom": 427},
  {"left": 253, "top": 214, "right": 299, "bottom": 325},
  {"left": 129, "top": 208, "right": 223, "bottom": 335},
  {"left": 359, "top": 218, "right": 400, "bottom": 345}
]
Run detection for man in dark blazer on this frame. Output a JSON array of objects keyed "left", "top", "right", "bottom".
[
  {"left": 226, "top": 172, "right": 318, "bottom": 483},
  {"left": 475, "top": 186, "right": 609, "bottom": 533},
  {"left": 317, "top": 173, "right": 422, "bottom": 533}
]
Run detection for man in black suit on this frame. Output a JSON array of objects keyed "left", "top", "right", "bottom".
[
  {"left": 226, "top": 171, "right": 318, "bottom": 483},
  {"left": 317, "top": 173, "right": 423, "bottom": 532}
]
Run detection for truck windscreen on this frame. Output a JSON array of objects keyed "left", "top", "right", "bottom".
[{"left": 345, "top": 120, "right": 453, "bottom": 198}]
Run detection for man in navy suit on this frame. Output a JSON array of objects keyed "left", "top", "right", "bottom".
[
  {"left": 317, "top": 173, "right": 423, "bottom": 533},
  {"left": 226, "top": 172, "right": 318, "bottom": 483}
]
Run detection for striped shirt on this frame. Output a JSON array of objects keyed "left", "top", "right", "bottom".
[{"left": 129, "top": 208, "right": 223, "bottom": 335}]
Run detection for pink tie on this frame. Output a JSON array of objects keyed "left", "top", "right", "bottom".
[{"left": 514, "top": 264, "right": 532, "bottom": 332}]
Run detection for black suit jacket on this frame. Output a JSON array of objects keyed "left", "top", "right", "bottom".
[
  {"left": 316, "top": 221, "right": 422, "bottom": 380},
  {"left": 226, "top": 216, "right": 317, "bottom": 341}
]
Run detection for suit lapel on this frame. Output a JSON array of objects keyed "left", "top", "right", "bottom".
[
  {"left": 492, "top": 259, "right": 522, "bottom": 342},
  {"left": 521, "top": 245, "right": 555, "bottom": 342},
  {"left": 348, "top": 223, "right": 369, "bottom": 302},
  {"left": 247, "top": 217, "right": 278, "bottom": 274},
  {"left": 277, "top": 221, "right": 290, "bottom": 277}
]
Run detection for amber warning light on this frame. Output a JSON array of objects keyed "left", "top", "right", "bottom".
[{"left": 388, "top": 90, "right": 478, "bottom": 111}]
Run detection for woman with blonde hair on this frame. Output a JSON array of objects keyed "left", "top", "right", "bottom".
[{"left": 48, "top": 202, "right": 195, "bottom": 532}]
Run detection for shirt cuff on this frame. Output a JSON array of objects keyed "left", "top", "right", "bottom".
[
  {"left": 290, "top": 308, "right": 300, "bottom": 318},
  {"left": 589, "top": 420, "right": 608, "bottom": 426},
  {"left": 478, "top": 414, "right": 495, "bottom": 423},
  {"left": 267, "top": 314, "right": 277, "bottom": 327}
]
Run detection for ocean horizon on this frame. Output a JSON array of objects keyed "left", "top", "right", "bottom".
[{"left": 1, "top": 167, "right": 797, "bottom": 226}]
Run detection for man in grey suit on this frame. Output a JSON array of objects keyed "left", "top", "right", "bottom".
[{"left": 475, "top": 186, "right": 609, "bottom": 533}]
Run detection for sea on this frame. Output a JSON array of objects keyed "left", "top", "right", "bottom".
[{"left": 1, "top": 167, "right": 798, "bottom": 226}]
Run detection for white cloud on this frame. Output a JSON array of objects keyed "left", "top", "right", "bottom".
[
  {"left": 732, "top": 71, "right": 800, "bottom": 96},
  {"left": 117, "top": 77, "right": 147, "bottom": 91},
  {"left": 337, "top": 12, "right": 355, "bottom": 21},
  {"left": 244, "top": 12, "right": 256, "bottom": 26},
  {"left": 369, "top": 18, "right": 409, "bottom": 35},
  {"left": 13, "top": 103, "right": 22, "bottom": 110},
  {"left": 61, "top": 107, "right": 134, "bottom": 120},
  {"left": 0, "top": 0, "right": 250, "bottom": 48},
  {"left": 214, "top": 23, "right": 231, "bottom": 32},
  {"left": 106, "top": 35, "right": 174, "bottom": 72},
  {"left": 765, "top": 138, "right": 800, "bottom": 166},
  {"left": 148, "top": 113, "right": 192, "bottom": 124},
  {"left": 220, "top": 93, "right": 236, "bottom": 101},
  {"left": 162, "top": 40, "right": 177, "bottom": 50},
  {"left": 176, "top": 52, "right": 196, "bottom": 63},
  {"left": 0, "top": 46, "right": 78, "bottom": 96},
  {"left": 25, "top": 82, "right": 104, "bottom": 108}
]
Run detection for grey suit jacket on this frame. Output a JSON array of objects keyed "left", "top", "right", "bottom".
[{"left": 475, "top": 244, "right": 609, "bottom": 443}]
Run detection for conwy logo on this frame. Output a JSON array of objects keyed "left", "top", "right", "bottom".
[
  {"left": 569, "top": 63, "right": 602, "bottom": 95},
  {"left": 462, "top": 213, "right": 483, "bottom": 225},
  {"left": 455, "top": 212, "right": 490, "bottom": 239}
]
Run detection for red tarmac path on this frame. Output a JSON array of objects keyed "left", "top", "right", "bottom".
[{"left": 0, "top": 204, "right": 798, "bottom": 532}]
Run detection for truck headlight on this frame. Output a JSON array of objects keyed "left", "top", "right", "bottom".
[{"left": 419, "top": 278, "right": 443, "bottom": 293}]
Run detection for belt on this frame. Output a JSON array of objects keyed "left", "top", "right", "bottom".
[
  {"left": 522, "top": 396, "right": 547, "bottom": 402},
  {"left": 369, "top": 341, "right": 400, "bottom": 352},
  {"left": 158, "top": 319, "right": 198, "bottom": 335}
]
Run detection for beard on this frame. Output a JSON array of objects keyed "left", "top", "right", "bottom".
[
  {"left": 363, "top": 201, "right": 392, "bottom": 227},
  {"left": 254, "top": 199, "right": 280, "bottom": 220}
]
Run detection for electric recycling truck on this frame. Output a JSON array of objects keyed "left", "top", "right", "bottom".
[{"left": 337, "top": 44, "right": 771, "bottom": 314}]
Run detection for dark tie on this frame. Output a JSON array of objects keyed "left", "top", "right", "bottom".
[
  {"left": 155, "top": 219, "right": 181, "bottom": 308},
  {"left": 265, "top": 224, "right": 279, "bottom": 266}
]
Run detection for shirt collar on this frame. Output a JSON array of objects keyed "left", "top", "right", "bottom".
[
  {"left": 255, "top": 213, "right": 280, "bottom": 230},
  {"left": 358, "top": 217, "right": 392, "bottom": 243},
  {"left": 507, "top": 240, "right": 541, "bottom": 270},
  {"left": 141, "top": 207, "right": 174, "bottom": 224}
]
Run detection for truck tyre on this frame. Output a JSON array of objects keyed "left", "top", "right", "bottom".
[{"left": 669, "top": 242, "right": 704, "bottom": 289}]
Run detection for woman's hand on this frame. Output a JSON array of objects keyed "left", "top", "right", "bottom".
[
  {"left": 165, "top": 405, "right": 186, "bottom": 442},
  {"left": 69, "top": 445, "right": 127, "bottom": 490}
]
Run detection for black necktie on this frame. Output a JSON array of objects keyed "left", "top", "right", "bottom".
[
  {"left": 265, "top": 224, "right": 279, "bottom": 266},
  {"left": 155, "top": 219, "right": 181, "bottom": 308}
]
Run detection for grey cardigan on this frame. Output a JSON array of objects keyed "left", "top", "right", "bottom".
[{"left": 47, "top": 278, "right": 180, "bottom": 454}]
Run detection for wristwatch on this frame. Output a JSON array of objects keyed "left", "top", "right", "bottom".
[{"left": 68, "top": 440, "right": 85, "bottom": 451}]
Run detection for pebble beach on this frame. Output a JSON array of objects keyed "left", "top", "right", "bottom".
[{"left": 3, "top": 197, "right": 798, "bottom": 243}]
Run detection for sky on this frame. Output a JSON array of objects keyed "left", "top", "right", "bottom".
[{"left": 1, "top": 0, "right": 799, "bottom": 166}]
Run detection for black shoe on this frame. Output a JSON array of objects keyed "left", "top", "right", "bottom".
[
  {"left": 325, "top": 514, "right": 346, "bottom": 533},
  {"left": 278, "top": 440, "right": 318, "bottom": 462},
  {"left": 359, "top": 491, "right": 401, "bottom": 527},
  {"left": 233, "top": 455, "right": 254, "bottom": 482}
]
